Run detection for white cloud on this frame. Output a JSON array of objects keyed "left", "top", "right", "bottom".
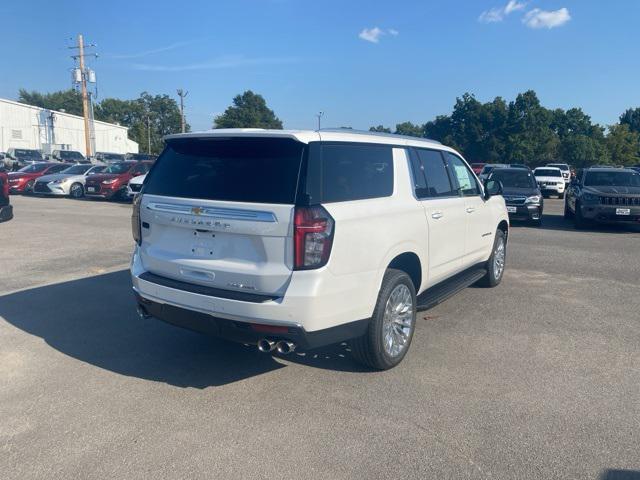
[
  {"left": 359, "top": 27, "right": 384, "bottom": 43},
  {"left": 504, "top": 0, "right": 527, "bottom": 14},
  {"left": 358, "top": 27, "right": 399, "bottom": 43},
  {"left": 109, "top": 41, "right": 194, "bottom": 59},
  {"left": 132, "top": 55, "right": 297, "bottom": 72},
  {"left": 479, "top": 1, "right": 527, "bottom": 23},
  {"left": 523, "top": 7, "right": 571, "bottom": 29}
]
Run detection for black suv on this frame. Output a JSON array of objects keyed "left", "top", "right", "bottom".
[
  {"left": 489, "top": 167, "right": 543, "bottom": 226},
  {"left": 565, "top": 167, "right": 640, "bottom": 228}
]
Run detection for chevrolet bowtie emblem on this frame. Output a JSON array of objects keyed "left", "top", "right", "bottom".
[{"left": 191, "top": 207, "right": 204, "bottom": 216}]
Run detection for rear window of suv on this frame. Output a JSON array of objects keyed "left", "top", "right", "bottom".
[
  {"left": 144, "top": 138, "right": 305, "bottom": 204},
  {"left": 318, "top": 144, "right": 393, "bottom": 203}
]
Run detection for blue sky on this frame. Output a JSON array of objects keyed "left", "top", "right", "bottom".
[{"left": 2, "top": 0, "right": 639, "bottom": 131}]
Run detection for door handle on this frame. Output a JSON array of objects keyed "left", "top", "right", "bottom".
[
  {"left": 466, "top": 207, "right": 475, "bottom": 214},
  {"left": 431, "top": 212, "right": 443, "bottom": 220}
]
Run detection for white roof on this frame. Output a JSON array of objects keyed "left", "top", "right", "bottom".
[{"left": 164, "top": 128, "right": 456, "bottom": 152}]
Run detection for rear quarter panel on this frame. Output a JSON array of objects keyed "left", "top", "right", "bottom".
[{"left": 323, "top": 148, "right": 428, "bottom": 319}]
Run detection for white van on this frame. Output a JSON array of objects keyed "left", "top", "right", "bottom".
[{"left": 131, "top": 129, "right": 509, "bottom": 369}]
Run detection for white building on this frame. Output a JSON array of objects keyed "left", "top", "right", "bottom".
[{"left": 0, "top": 98, "right": 138, "bottom": 155}]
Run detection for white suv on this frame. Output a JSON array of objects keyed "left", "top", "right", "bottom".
[
  {"left": 131, "top": 129, "right": 509, "bottom": 369},
  {"left": 533, "top": 167, "right": 566, "bottom": 198},
  {"left": 546, "top": 163, "right": 571, "bottom": 185}
]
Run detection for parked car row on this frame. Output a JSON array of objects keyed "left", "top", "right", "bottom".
[
  {"left": 5, "top": 160, "right": 152, "bottom": 200},
  {"left": 1, "top": 149, "right": 156, "bottom": 170}
]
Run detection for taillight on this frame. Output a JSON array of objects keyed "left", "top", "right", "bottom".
[
  {"left": 293, "top": 206, "right": 334, "bottom": 270},
  {"left": 132, "top": 193, "right": 142, "bottom": 245}
]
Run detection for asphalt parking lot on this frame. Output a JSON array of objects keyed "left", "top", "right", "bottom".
[{"left": 1, "top": 195, "right": 639, "bottom": 480}]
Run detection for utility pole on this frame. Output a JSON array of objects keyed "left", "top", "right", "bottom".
[
  {"left": 146, "top": 115, "right": 151, "bottom": 154},
  {"left": 316, "top": 111, "right": 324, "bottom": 131},
  {"left": 69, "top": 34, "right": 97, "bottom": 158},
  {"left": 177, "top": 89, "right": 188, "bottom": 133}
]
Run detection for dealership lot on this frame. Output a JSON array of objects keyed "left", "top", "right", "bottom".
[{"left": 1, "top": 196, "right": 639, "bottom": 479}]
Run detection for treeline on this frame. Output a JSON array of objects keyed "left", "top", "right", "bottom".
[
  {"left": 18, "top": 89, "right": 185, "bottom": 154},
  {"left": 371, "top": 90, "right": 640, "bottom": 168}
]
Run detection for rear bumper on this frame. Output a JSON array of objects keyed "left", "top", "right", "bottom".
[
  {"left": 0, "top": 204, "right": 13, "bottom": 222},
  {"left": 130, "top": 245, "right": 379, "bottom": 336},
  {"left": 580, "top": 204, "right": 640, "bottom": 222},
  {"left": 135, "top": 292, "right": 368, "bottom": 350}
]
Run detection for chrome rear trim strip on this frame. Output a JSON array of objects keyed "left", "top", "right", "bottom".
[{"left": 146, "top": 202, "right": 277, "bottom": 222}]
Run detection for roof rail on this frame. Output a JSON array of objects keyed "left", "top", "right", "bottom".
[{"left": 319, "top": 128, "right": 442, "bottom": 145}]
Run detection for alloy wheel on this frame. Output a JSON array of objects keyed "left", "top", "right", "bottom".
[{"left": 382, "top": 284, "right": 414, "bottom": 358}]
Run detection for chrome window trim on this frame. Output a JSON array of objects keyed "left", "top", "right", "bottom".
[{"left": 146, "top": 202, "right": 277, "bottom": 222}]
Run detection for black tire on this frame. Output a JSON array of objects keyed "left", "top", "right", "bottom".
[
  {"left": 564, "top": 200, "right": 574, "bottom": 219},
  {"left": 24, "top": 180, "right": 35, "bottom": 194},
  {"left": 478, "top": 229, "right": 506, "bottom": 288},
  {"left": 69, "top": 182, "right": 84, "bottom": 199},
  {"left": 531, "top": 218, "right": 543, "bottom": 227},
  {"left": 558, "top": 192, "right": 565, "bottom": 199},
  {"left": 350, "top": 269, "right": 417, "bottom": 370},
  {"left": 113, "top": 187, "right": 127, "bottom": 201},
  {"left": 574, "top": 201, "right": 588, "bottom": 229}
]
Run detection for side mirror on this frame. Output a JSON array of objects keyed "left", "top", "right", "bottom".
[{"left": 484, "top": 179, "right": 503, "bottom": 200}]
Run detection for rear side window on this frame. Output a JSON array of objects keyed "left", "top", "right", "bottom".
[
  {"left": 319, "top": 144, "right": 393, "bottom": 203},
  {"left": 144, "top": 138, "right": 305, "bottom": 204},
  {"left": 415, "top": 149, "right": 456, "bottom": 198}
]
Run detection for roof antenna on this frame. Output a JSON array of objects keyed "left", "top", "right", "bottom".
[{"left": 316, "top": 111, "right": 324, "bottom": 131}]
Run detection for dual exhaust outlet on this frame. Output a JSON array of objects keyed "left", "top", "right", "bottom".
[{"left": 257, "top": 339, "right": 296, "bottom": 355}]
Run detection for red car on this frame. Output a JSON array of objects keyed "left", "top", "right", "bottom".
[
  {"left": 471, "top": 163, "right": 485, "bottom": 175},
  {"left": 84, "top": 161, "right": 152, "bottom": 200},
  {"left": 0, "top": 170, "right": 13, "bottom": 222},
  {"left": 8, "top": 163, "right": 70, "bottom": 194}
]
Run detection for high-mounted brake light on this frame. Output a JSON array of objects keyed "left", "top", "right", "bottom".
[{"left": 293, "top": 206, "right": 334, "bottom": 270}]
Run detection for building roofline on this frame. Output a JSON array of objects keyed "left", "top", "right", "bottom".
[{"left": 0, "top": 97, "right": 129, "bottom": 131}]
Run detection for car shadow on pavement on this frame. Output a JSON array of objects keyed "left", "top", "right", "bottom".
[
  {"left": 600, "top": 470, "right": 640, "bottom": 480},
  {"left": 532, "top": 213, "right": 640, "bottom": 234},
  {"left": 0, "top": 270, "right": 367, "bottom": 388}
]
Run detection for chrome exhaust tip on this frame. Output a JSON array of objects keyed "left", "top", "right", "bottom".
[
  {"left": 276, "top": 341, "right": 296, "bottom": 355},
  {"left": 257, "top": 339, "right": 276, "bottom": 353},
  {"left": 136, "top": 305, "right": 151, "bottom": 320}
]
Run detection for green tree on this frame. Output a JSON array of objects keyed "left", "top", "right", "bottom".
[
  {"left": 606, "top": 124, "right": 640, "bottom": 166},
  {"left": 94, "top": 93, "right": 184, "bottom": 154},
  {"left": 505, "top": 90, "right": 559, "bottom": 166},
  {"left": 394, "top": 121, "right": 423, "bottom": 137},
  {"left": 369, "top": 125, "right": 391, "bottom": 133},
  {"left": 423, "top": 115, "right": 454, "bottom": 145},
  {"left": 214, "top": 91, "right": 283, "bottom": 129},
  {"left": 560, "top": 135, "right": 610, "bottom": 168},
  {"left": 620, "top": 108, "right": 640, "bottom": 134},
  {"left": 18, "top": 89, "right": 83, "bottom": 116}
]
